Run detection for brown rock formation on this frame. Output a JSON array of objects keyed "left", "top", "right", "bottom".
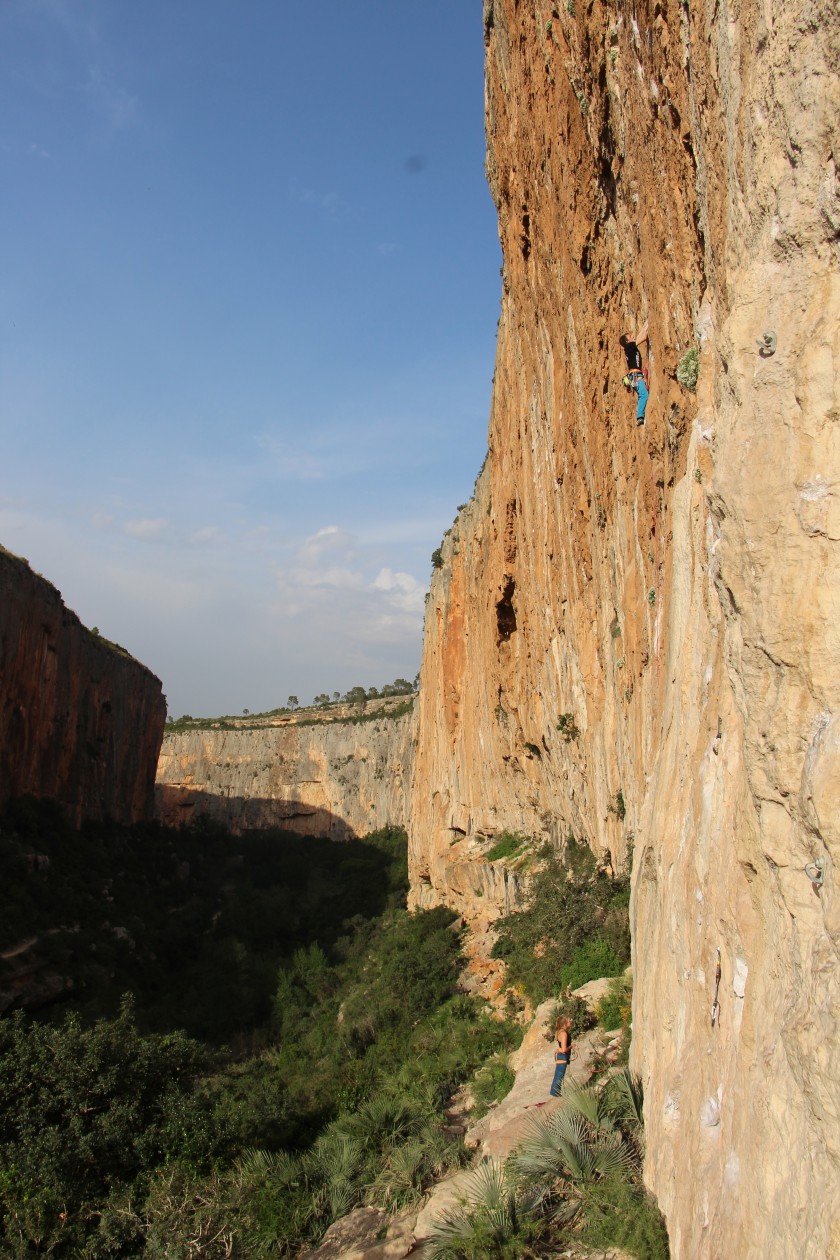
[
  {"left": 156, "top": 703, "right": 415, "bottom": 839},
  {"left": 409, "top": 2, "right": 840, "bottom": 1256},
  {"left": 0, "top": 546, "right": 165, "bottom": 824}
]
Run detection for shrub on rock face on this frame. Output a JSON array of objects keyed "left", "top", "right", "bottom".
[
  {"left": 558, "top": 937, "right": 625, "bottom": 991},
  {"left": 676, "top": 346, "right": 700, "bottom": 392},
  {"left": 490, "top": 848, "right": 631, "bottom": 1004},
  {"left": 549, "top": 993, "right": 595, "bottom": 1039},
  {"left": 597, "top": 973, "right": 633, "bottom": 1031}
]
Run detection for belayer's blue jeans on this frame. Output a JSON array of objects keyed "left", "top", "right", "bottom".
[{"left": 550, "top": 1054, "right": 570, "bottom": 1096}]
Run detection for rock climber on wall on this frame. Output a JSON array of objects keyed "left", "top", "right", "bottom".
[{"left": 619, "top": 321, "right": 649, "bottom": 425}]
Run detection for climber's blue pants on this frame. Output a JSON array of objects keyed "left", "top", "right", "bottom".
[{"left": 635, "top": 377, "right": 649, "bottom": 420}]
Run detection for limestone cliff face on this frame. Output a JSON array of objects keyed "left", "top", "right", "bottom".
[
  {"left": 156, "top": 705, "right": 415, "bottom": 840},
  {"left": 0, "top": 547, "right": 165, "bottom": 824},
  {"left": 409, "top": 2, "right": 839, "bottom": 1256}
]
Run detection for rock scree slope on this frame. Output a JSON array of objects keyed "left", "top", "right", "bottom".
[{"left": 408, "top": 1, "right": 840, "bottom": 1257}]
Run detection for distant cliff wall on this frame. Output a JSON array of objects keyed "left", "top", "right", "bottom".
[
  {"left": 156, "top": 705, "right": 415, "bottom": 839},
  {"left": 408, "top": 2, "right": 840, "bottom": 1257},
  {"left": 0, "top": 547, "right": 165, "bottom": 824}
]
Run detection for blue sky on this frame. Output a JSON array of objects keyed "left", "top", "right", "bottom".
[{"left": 0, "top": 0, "right": 500, "bottom": 717}]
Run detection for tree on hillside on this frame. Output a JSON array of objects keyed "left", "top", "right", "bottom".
[
  {"left": 287, "top": 696, "right": 299, "bottom": 709},
  {"left": 313, "top": 694, "right": 330, "bottom": 707},
  {"left": 0, "top": 1000, "right": 213, "bottom": 1256}
]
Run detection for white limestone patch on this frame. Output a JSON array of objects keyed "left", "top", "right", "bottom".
[
  {"left": 733, "top": 956, "right": 748, "bottom": 999},
  {"left": 700, "top": 1093, "right": 721, "bottom": 1129},
  {"left": 663, "top": 1091, "right": 681, "bottom": 1127}
]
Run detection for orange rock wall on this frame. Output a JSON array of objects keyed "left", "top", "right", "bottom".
[
  {"left": 409, "top": 1, "right": 840, "bottom": 1255},
  {"left": 0, "top": 548, "right": 165, "bottom": 824}
]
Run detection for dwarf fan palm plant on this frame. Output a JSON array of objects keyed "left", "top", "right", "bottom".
[
  {"left": 515, "top": 1103, "right": 636, "bottom": 1230},
  {"left": 426, "top": 1160, "right": 546, "bottom": 1260},
  {"left": 605, "top": 1067, "right": 645, "bottom": 1131},
  {"left": 333, "top": 1090, "right": 421, "bottom": 1148},
  {"left": 517, "top": 1107, "right": 632, "bottom": 1186},
  {"left": 366, "top": 1138, "right": 428, "bottom": 1209}
]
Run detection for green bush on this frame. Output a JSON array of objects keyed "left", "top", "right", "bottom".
[
  {"left": 609, "top": 789, "right": 626, "bottom": 820},
  {"left": 580, "top": 1175, "right": 670, "bottom": 1259},
  {"left": 676, "top": 346, "right": 700, "bottom": 392},
  {"left": 558, "top": 937, "right": 625, "bottom": 991},
  {"left": 428, "top": 1161, "right": 548, "bottom": 1260},
  {"left": 597, "top": 973, "right": 633, "bottom": 1031},
  {"left": 0, "top": 803, "right": 409, "bottom": 1042},
  {"left": 512, "top": 1076, "right": 669, "bottom": 1258},
  {"left": 485, "top": 832, "right": 530, "bottom": 862},
  {"left": 0, "top": 999, "right": 216, "bottom": 1257},
  {"left": 0, "top": 809, "right": 527, "bottom": 1257},
  {"left": 548, "top": 993, "right": 593, "bottom": 1039},
  {"left": 491, "top": 848, "right": 631, "bottom": 1004},
  {"left": 472, "top": 1055, "right": 516, "bottom": 1117}
]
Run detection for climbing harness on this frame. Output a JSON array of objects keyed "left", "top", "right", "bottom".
[
  {"left": 622, "top": 369, "right": 645, "bottom": 389},
  {"left": 710, "top": 948, "right": 722, "bottom": 1028}
]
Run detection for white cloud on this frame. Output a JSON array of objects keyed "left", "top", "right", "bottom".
[
  {"left": 0, "top": 495, "right": 429, "bottom": 718},
  {"left": 189, "top": 525, "right": 222, "bottom": 545},
  {"left": 123, "top": 517, "right": 168, "bottom": 540},
  {"left": 372, "top": 567, "right": 426, "bottom": 612},
  {"left": 294, "top": 565, "right": 364, "bottom": 590},
  {"left": 299, "top": 524, "right": 353, "bottom": 562}
]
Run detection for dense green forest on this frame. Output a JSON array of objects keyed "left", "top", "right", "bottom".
[
  {"left": 0, "top": 802, "right": 665, "bottom": 1259},
  {"left": 0, "top": 802, "right": 517, "bottom": 1257}
]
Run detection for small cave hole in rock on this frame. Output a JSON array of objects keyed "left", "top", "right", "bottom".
[
  {"left": 496, "top": 577, "right": 518, "bottom": 642},
  {"left": 520, "top": 205, "right": 531, "bottom": 260}
]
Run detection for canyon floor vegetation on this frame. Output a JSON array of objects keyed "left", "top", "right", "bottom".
[
  {"left": 428, "top": 1072, "right": 668, "bottom": 1260},
  {"left": 0, "top": 803, "right": 517, "bottom": 1257},
  {"left": 0, "top": 803, "right": 662, "bottom": 1258}
]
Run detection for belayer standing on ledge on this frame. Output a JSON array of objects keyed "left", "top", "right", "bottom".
[
  {"left": 550, "top": 1016, "right": 572, "bottom": 1096},
  {"left": 620, "top": 322, "right": 649, "bottom": 425}
]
